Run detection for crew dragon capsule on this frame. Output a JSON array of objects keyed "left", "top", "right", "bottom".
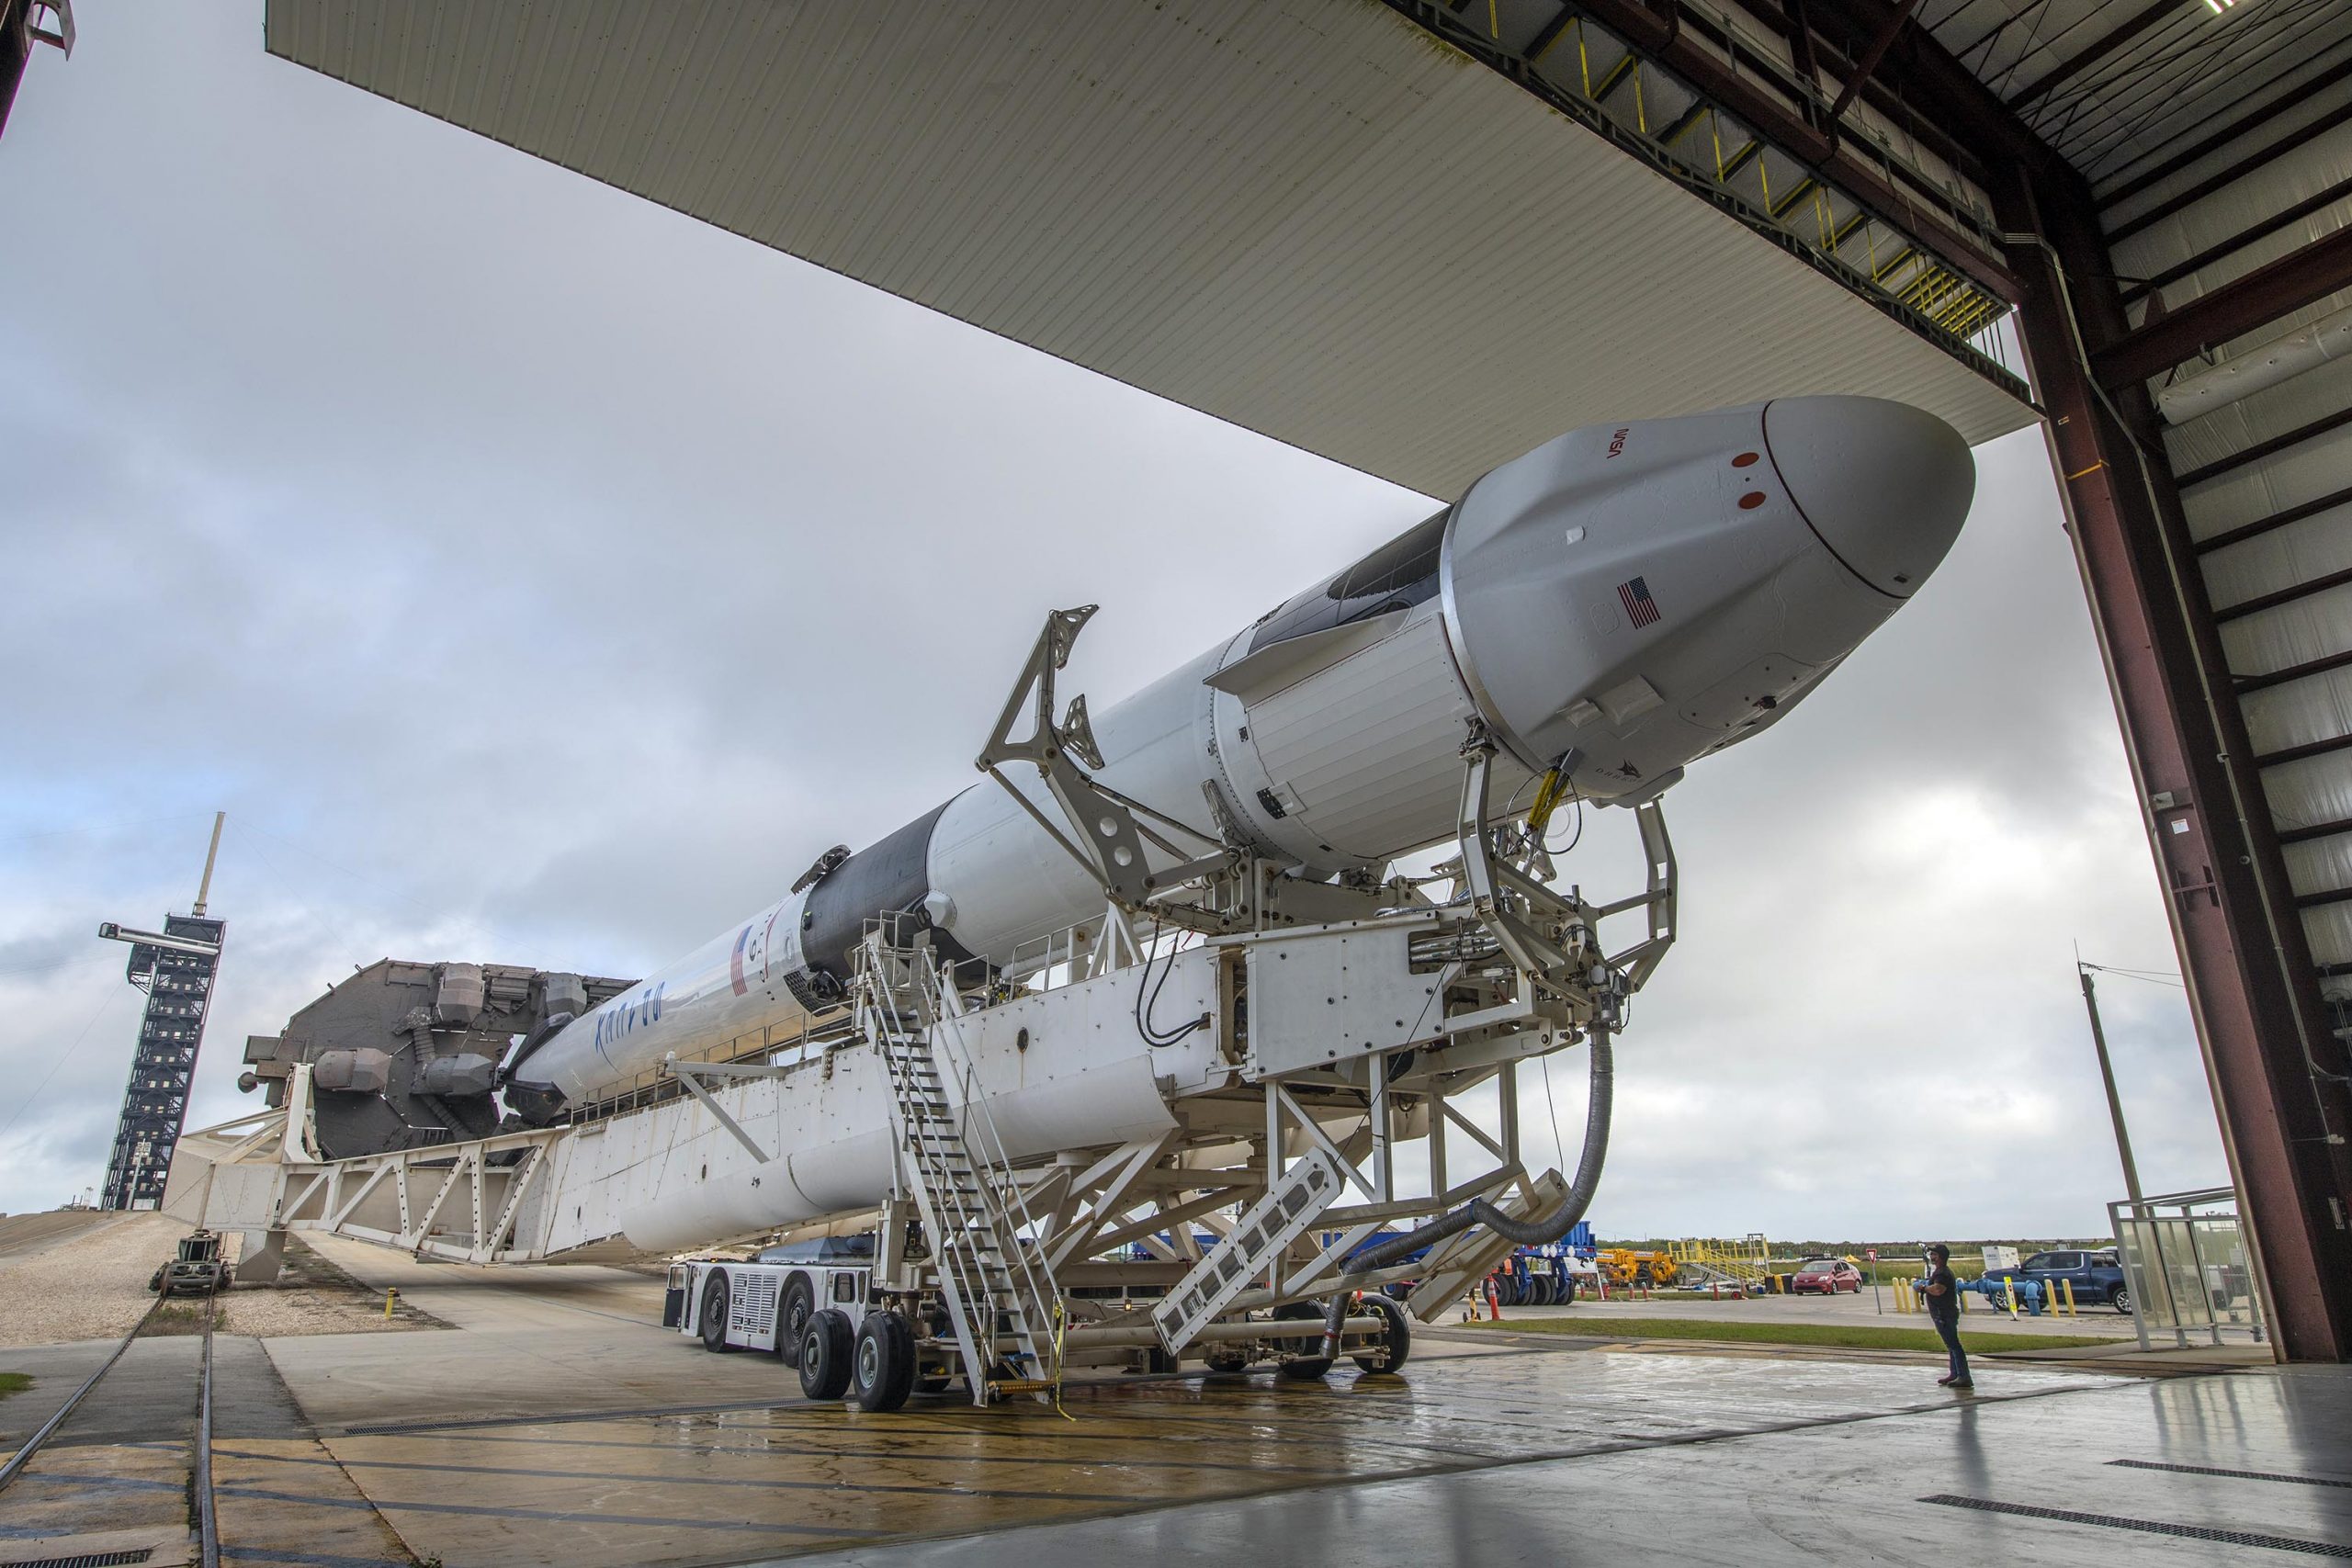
[{"left": 503, "top": 396, "right": 1973, "bottom": 1121}]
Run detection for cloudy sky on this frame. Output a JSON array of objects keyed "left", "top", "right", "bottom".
[{"left": 0, "top": 7, "right": 2223, "bottom": 1241}]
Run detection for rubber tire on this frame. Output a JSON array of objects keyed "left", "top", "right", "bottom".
[
  {"left": 799, "top": 1307, "right": 854, "bottom": 1400},
  {"left": 699, "top": 1270, "right": 731, "bottom": 1352},
  {"left": 1203, "top": 1348, "right": 1250, "bottom": 1374},
  {"left": 853, "top": 1310, "right": 917, "bottom": 1413},
  {"left": 775, "top": 1273, "right": 815, "bottom": 1368},
  {"left": 913, "top": 1374, "right": 954, "bottom": 1395},
  {"left": 1496, "top": 1275, "right": 1519, "bottom": 1308},
  {"left": 1351, "top": 1292, "right": 1412, "bottom": 1375},
  {"left": 2112, "top": 1286, "right": 2132, "bottom": 1314},
  {"left": 1543, "top": 1276, "right": 1564, "bottom": 1305},
  {"left": 1273, "top": 1300, "right": 1334, "bottom": 1381}
]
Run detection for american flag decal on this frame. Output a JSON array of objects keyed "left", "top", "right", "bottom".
[{"left": 1617, "top": 575, "right": 1662, "bottom": 628}]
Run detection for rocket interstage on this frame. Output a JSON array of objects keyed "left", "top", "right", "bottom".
[{"left": 505, "top": 396, "right": 1973, "bottom": 1122}]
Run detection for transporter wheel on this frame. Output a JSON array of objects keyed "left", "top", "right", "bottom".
[
  {"left": 799, "top": 1308, "right": 854, "bottom": 1400},
  {"left": 852, "top": 1310, "right": 917, "bottom": 1413},
  {"left": 913, "top": 1371, "right": 954, "bottom": 1395},
  {"left": 1203, "top": 1348, "right": 1250, "bottom": 1375},
  {"left": 1351, "top": 1293, "right": 1412, "bottom": 1375},
  {"left": 1272, "top": 1301, "right": 1334, "bottom": 1382},
  {"left": 775, "top": 1273, "right": 815, "bottom": 1369},
  {"left": 699, "top": 1271, "right": 732, "bottom": 1352}
]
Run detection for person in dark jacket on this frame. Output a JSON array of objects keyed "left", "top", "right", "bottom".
[{"left": 1923, "top": 1243, "right": 1970, "bottom": 1389}]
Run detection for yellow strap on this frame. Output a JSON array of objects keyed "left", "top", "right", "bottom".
[{"left": 1527, "top": 767, "right": 1566, "bottom": 835}]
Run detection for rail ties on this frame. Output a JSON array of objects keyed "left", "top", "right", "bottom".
[{"left": 0, "top": 1274, "right": 224, "bottom": 1568}]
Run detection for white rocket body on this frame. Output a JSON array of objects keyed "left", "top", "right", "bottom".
[{"left": 510, "top": 397, "right": 1973, "bottom": 1124}]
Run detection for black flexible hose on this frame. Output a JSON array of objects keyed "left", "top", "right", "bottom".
[{"left": 1345, "top": 1026, "right": 1612, "bottom": 1276}]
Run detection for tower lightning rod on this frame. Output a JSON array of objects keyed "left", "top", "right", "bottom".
[{"left": 192, "top": 811, "right": 225, "bottom": 918}]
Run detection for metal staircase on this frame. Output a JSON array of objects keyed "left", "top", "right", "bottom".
[
  {"left": 1152, "top": 1148, "right": 1342, "bottom": 1355},
  {"left": 1668, "top": 1235, "right": 1771, "bottom": 1293},
  {"left": 856, "top": 930, "right": 1059, "bottom": 1404}
]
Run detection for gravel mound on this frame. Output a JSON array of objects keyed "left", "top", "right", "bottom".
[{"left": 0, "top": 1211, "right": 441, "bottom": 1347}]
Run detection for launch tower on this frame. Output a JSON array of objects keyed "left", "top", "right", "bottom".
[{"left": 96, "top": 813, "right": 227, "bottom": 1211}]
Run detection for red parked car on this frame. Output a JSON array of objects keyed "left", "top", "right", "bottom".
[{"left": 1792, "top": 1258, "right": 1863, "bottom": 1294}]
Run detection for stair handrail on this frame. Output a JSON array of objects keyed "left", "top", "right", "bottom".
[{"left": 916, "top": 953, "right": 1061, "bottom": 1379}]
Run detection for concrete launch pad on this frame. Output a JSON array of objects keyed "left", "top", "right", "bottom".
[{"left": 4, "top": 1236, "right": 2346, "bottom": 1566}]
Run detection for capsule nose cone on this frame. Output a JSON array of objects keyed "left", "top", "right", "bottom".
[{"left": 1763, "top": 396, "right": 1973, "bottom": 598}]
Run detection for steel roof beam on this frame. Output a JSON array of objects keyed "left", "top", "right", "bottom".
[
  {"left": 1825, "top": 0, "right": 1918, "bottom": 123},
  {"left": 1560, "top": 0, "right": 2020, "bottom": 300},
  {"left": 1805, "top": 0, "right": 2086, "bottom": 192},
  {"left": 2110, "top": 96, "right": 2352, "bottom": 246},
  {"left": 2214, "top": 563, "right": 2352, "bottom": 626},
  {"left": 2095, "top": 224, "right": 2352, "bottom": 387},
  {"left": 2258, "top": 731, "right": 2352, "bottom": 772},
  {"left": 2101, "top": 51, "right": 2352, "bottom": 210},
  {"left": 2009, "top": 0, "right": 2198, "bottom": 113},
  {"left": 2196, "top": 483, "right": 2352, "bottom": 557},
  {"left": 2121, "top": 174, "right": 2352, "bottom": 308},
  {"left": 2178, "top": 405, "right": 2352, "bottom": 488}
]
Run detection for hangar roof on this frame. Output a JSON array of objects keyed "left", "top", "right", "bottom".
[
  {"left": 264, "top": 0, "right": 2036, "bottom": 501},
  {"left": 1920, "top": 0, "right": 2352, "bottom": 190}
]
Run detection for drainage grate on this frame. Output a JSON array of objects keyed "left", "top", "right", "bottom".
[
  {"left": 10, "top": 1551, "right": 154, "bottom": 1568},
  {"left": 1922, "top": 1495, "right": 2352, "bottom": 1558},
  {"left": 2111, "top": 1459, "right": 2352, "bottom": 1490}
]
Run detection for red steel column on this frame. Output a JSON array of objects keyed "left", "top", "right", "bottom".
[{"left": 1996, "top": 170, "right": 2352, "bottom": 1361}]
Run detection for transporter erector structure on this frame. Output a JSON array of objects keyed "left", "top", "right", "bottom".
[{"left": 172, "top": 396, "right": 1973, "bottom": 1410}]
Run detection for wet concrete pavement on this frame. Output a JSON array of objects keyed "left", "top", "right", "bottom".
[{"left": 3, "top": 1235, "right": 2345, "bottom": 1566}]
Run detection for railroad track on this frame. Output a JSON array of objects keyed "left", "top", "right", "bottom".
[{"left": 0, "top": 1279, "right": 222, "bottom": 1568}]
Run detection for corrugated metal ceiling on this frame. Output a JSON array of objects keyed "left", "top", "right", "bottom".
[{"left": 264, "top": 0, "right": 2033, "bottom": 502}]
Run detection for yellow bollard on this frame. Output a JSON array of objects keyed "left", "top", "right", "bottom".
[
  {"left": 2062, "top": 1279, "right": 2076, "bottom": 1316},
  {"left": 384, "top": 1288, "right": 399, "bottom": 1320}
]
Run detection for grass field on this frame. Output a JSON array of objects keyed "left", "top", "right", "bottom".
[
  {"left": 1473, "top": 1315, "right": 2114, "bottom": 1354},
  {"left": 0, "top": 1371, "right": 30, "bottom": 1401}
]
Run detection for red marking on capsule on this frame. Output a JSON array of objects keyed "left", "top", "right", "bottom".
[
  {"left": 1733, "top": 451, "right": 1761, "bottom": 468},
  {"left": 1739, "top": 491, "right": 1768, "bottom": 510}
]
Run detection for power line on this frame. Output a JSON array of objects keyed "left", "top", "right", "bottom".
[{"left": 0, "top": 986, "right": 134, "bottom": 1145}]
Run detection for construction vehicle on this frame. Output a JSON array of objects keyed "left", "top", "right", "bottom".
[
  {"left": 1596, "top": 1248, "right": 1679, "bottom": 1288},
  {"left": 148, "top": 1228, "right": 230, "bottom": 1297}
]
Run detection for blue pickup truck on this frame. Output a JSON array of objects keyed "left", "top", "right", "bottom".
[{"left": 1997, "top": 1248, "right": 2131, "bottom": 1314}]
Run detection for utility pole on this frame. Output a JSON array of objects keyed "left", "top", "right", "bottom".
[{"left": 2078, "top": 962, "right": 2144, "bottom": 1205}]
